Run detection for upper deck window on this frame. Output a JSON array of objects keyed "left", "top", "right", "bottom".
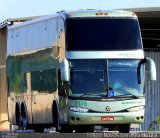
[{"left": 66, "top": 18, "right": 142, "bottom": 51}]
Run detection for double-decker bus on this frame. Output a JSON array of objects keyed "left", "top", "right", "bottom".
[{"left": 6, "top": 10, "right": 156, "bottom": 133}]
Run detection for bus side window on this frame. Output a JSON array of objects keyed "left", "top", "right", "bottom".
[
  {"left": 21, "top": 73, "right": 27, "bottom": 93},
  {"left": 31, "top": 69, "right": 57, "bottom": 93},
  {"left": 31, "top": 71, "right": 41, "bottom": 91},
  {"left": 42, "top": 69, "right": 57, "bottom": 93}
]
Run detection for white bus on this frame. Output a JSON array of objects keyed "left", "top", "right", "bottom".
[{"left": 6, "top": 10, "right": 156, "bottom": 133}]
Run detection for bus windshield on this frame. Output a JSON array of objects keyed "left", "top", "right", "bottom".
[
  {"left": 66, "top": 18, "right": 142, "bottom": 51},
  {"left": 69, "top": 59, "right": 145, "bottom": 98}
]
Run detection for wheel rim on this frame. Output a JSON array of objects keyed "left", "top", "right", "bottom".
[
  {"left": 22, "top": 110, "right": 27, "bottom": 130},
  {"left": 22, "top": 116, "right": 27, "bottom": 130},
  {"left": 18, "top": 116, "right": 22, "bottom": 130},
  {"left": 56, "top": 111, "right": 61, "bottom": 131}
]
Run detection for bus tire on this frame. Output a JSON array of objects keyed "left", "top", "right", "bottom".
[
  {"left": 22, "top": 111, "right": 27, "bottom": 130},
  {"left": 108, "top": 124, "right": 118, "bottom": 131},
  {"left": 52, "top": 103, "right": 61, "bottom": 131},
  {"left": 21, "top": 103, "right": 27, "bottom": 130},
  {"left": 75, "top": 125, "right": 94, "bottom": 133},
  {"left": 61, "top": 125, "right": 73, "bottom": 133},
  {"left": 118, "top": 124, "right": 130, "bottom": 133},
  {"left": 15, "top": 104, "right": 22, "bottom": 130}
]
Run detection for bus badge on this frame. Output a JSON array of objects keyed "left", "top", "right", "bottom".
[{"left": 106, "top": 106, "right": 111, "bottom": 111}]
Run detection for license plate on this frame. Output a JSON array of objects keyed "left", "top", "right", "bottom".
[{"left": 101, "top": 116, "right": 114, "bottom": 121}]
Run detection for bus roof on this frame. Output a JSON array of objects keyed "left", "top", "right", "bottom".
[
  {"left": 63, "top": 10, "right": 137, "bottom": 18},
  {"left": 0, "top": 16, "right": 42, "bottom": 30},
  {"left": 8, "top": 10, "right": 137, "bottom": 30}
]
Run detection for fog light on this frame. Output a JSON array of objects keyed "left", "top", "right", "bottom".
[
  {"left": 71, "top": 117, "right": 75, "bottom": 121},
  {"left": 76, "top": 117, "right": 80, "bottom": 121}
]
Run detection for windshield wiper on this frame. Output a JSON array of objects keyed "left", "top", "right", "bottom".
[
  {"left": 79, "top": 92, "right": 106, "bottom": 97},
  {"left": 113, "top": 94, "right": 141, "bottom": 99},
  {"left": 113, "top": 87, "right": 143, "bottom": 99}
]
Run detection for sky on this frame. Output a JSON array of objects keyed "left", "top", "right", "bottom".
[{"left": 0, "top": 0, "right": 160, "bottom": 22}]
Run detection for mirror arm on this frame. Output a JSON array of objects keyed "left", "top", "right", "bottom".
[
  {"left": 137, "top": 57, "right": 156, "bottom": 84},
  {"left": 137, "top": 59, "right": 146, "bottom": 84}
]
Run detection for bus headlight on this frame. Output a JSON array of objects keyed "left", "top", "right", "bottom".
[
  {"left": 69, "top": 106, "right": 89, "bottom": 112},
  {"left": 127, "top": 106, "right": 144, "bottom": 112}
]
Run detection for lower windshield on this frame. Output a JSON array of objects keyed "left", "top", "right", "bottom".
[
  {"left": 69, "top": 59, "right": 107, "bottom": 97},
  {"left": 69, "top": 59, "right": 145, "bottom": 98}
]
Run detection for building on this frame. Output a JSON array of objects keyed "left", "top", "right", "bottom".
[{"left": 134, "top": 8, "right": 160, "bottom": 131}]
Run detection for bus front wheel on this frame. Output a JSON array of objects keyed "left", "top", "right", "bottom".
[
  {"left": 53, "top": 105, "right": 61, "bottom": 131},
  {"left": 22, "top": 112, "right": 27, "bottom": 130}
]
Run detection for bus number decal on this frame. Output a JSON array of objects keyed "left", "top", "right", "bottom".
[{"left": 75, "top": 101, "right": 87, "bottom": 107}]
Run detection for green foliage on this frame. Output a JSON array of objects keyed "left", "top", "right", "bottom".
[
  {"left": 147, "top": 115, "right": 160, "bottom": 131},
  {"left": 147, "top": 120, "right": 155, "bottom": 131},
  {"left": 156, "top": 115, "right": 160, "bottom": 130},
  {"left": 12, "top": 74, "right": 22, "bottom": 93}
]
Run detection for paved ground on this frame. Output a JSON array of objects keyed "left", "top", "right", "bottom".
[{"left": 1, "top": 132, "right": 160, "bottom": 138}]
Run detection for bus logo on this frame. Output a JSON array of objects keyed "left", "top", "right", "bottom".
[{"left": 106, "top": 106, "right": 111, "bottom": 111}]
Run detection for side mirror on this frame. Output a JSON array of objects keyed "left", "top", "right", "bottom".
[
  {"left": 61, "top": 58, "right": 70, "bottom": 81},
  {"left": 146, "top": 57, "right": 156, "bottom": 81},
  {"left": 137, "top": 57, "right": 156, "bottom": 84}
]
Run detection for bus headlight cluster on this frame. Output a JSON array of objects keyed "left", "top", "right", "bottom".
[
  {"left": 69, "top": 106, "right": 89, "bottom": 112},
  {"left": 127, "top": 106, "right": 144, "bottom": 112}
]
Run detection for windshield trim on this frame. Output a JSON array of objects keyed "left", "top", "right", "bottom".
[{"left": 68, "top": 95, "right": 144, "bottom": 101}]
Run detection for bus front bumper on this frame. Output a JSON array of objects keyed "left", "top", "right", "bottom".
[{"left": 68, "top": 111, "right": 144, "bottom": 125}]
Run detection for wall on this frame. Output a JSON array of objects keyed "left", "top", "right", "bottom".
[
  {"left": 142, "top": 51, "right": 160, "bottom": 131},
  {"left": 0, "top": 28, "right": 10, "bottom": 130}
]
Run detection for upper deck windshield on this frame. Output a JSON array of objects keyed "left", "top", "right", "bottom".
[
  {"left": 69, "top": 59, "right": 145, "bottom": 98},
  {"left": 66, "top": 18, "right": 142, "bottom": 51}
]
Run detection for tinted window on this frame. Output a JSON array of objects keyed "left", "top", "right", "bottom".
[
  {"left": 108, "top": 60, "right": 145, "bottom": 97},
  {"left": 69, "top": 59, "right": 108, "bottom": 95},
  {"left": 66, "top": 18, "right": 142, "bottom": 51},
  {"left": 31, "top": 69, "right": 57, "bottom": 93}
]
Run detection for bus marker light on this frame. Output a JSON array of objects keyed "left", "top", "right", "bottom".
[
  {"left": 132, "top": 13, "right": 137, "bottom": 16},
  {"left": 96, "top": 12, "right": 108, "bottom": 16},
  {"left": 67, "top": 13, "right": 72, "bottom": 17}
]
